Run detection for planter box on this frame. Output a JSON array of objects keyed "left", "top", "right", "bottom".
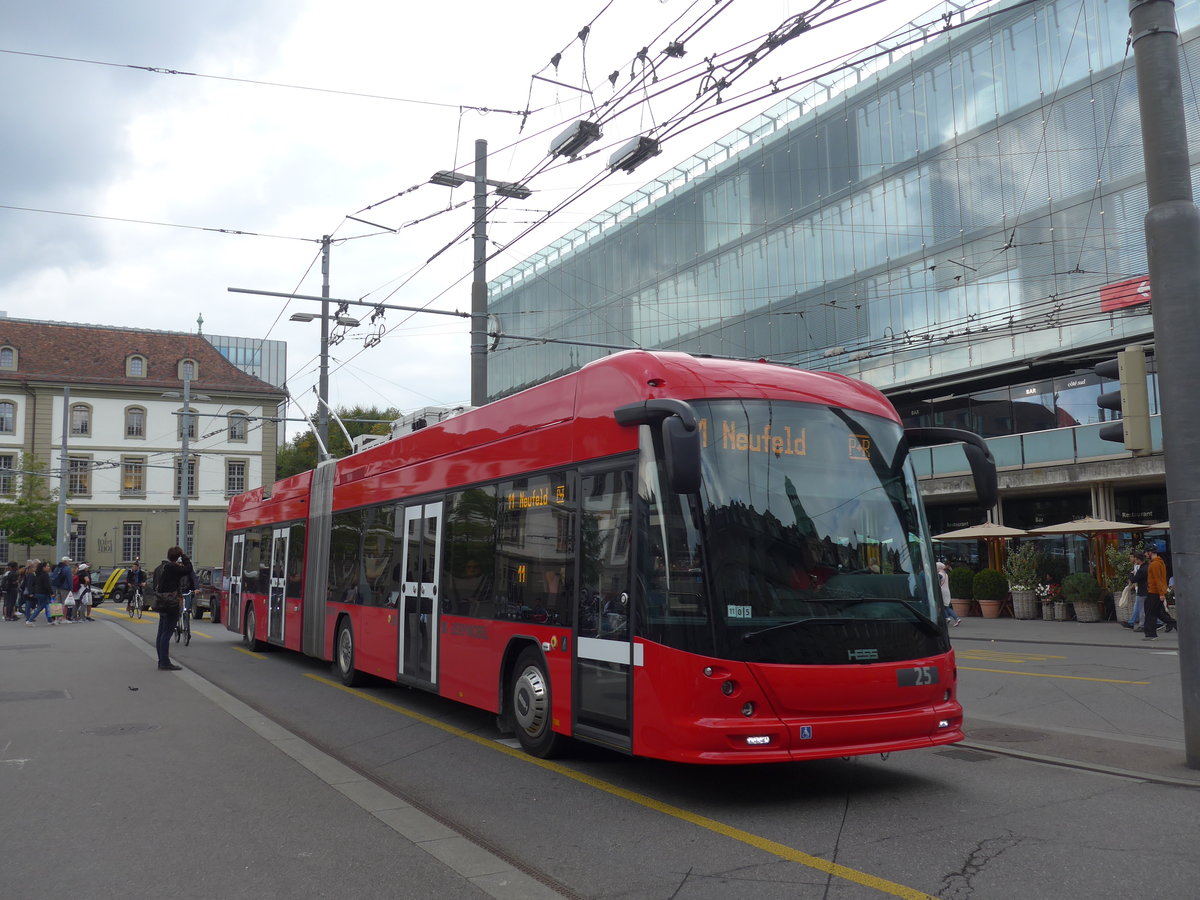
[
  {"left": 978, "top": 599, "right": 1004, "bottom": 618},
  {"left": 1041, "top": 602, "right": 1055, "bottom": 621},
  {"left": 1074, "top": 600, "right": 1105, "bottom": 623},
  {"left": 950, "top": 599, "right": 975, "bottom": 618},
  {"left": 1054, "top": 600, "right": 1071, "bottom": 621},
  {"left": 1012, "top": 590, "right": 1038, "bottom": 620}
]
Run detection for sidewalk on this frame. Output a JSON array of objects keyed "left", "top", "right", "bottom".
[
  {"left": 948, "top": 613, "right": 1199, "bottom": 788},
  {"left": 0, "top": 617, "right": 561, "bottom": 900}
]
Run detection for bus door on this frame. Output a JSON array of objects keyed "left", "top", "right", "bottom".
[
  {"left": 575, "top": 468, "right": 635, "bottom": 748},
  {"left": 398, "top": 502, "right": 443, "bottom": 686},
  {"left": 267, "top": 527, "right": 290, "bottom": 644},
  {"left": 228, "top": 534, "right": 245, "bottom": 629}
]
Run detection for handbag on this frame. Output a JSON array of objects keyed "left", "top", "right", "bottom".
[
  {"left": 153, "top": 590, "right": 181, "bottom": 614},
  {"left": 1117, "top": 583, "right": 1135, "bottom": 614},
  {"left": 65, "top": 591, "right": 77, "bottom": 607},
  {"left": 49, "top": 602, "right": 64, "bottom": 617}
]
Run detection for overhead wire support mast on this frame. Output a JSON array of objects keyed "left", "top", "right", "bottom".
[{"left": 226, "top": 288, "right": 471, "bottom": 320}]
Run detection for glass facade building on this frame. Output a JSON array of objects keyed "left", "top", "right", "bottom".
[{"left": 489, "top": 0, "right": 1189, "bottom": 552}]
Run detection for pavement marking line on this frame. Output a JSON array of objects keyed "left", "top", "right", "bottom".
[
  {"left": 233, "top": 645, "right": 267, "bottom": 659},
  {"left": 959, "top": 666, "right": 1150, "bottom": 685},
  {"left": 307, "top": 673, "right": 935, "bottom": 900},
  {"left": 958, "top": 650, "right": 1066, "bottom": 663}
]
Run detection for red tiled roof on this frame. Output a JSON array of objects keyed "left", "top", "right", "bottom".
[{"left": 0, "top": 319, "right": 284, "bottom": 396}]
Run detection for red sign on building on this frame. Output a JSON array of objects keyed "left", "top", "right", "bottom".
[{"left": 1100, "top": 276, "right": 1151, "bottom": 312}]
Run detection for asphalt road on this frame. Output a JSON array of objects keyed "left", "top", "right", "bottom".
[{"left": 3, "top": 607, "right": 1195, "bottom": 899}]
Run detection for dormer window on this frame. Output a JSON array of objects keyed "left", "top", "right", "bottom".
[
  {"left": 127, "top": 355, "right": 147, "bottom": 378},
  {"left": 179, "top": 358, "right": 198, "bottom": 381},
  {"left": 0, "top": 346, "right": 16, "bottom": 369}
]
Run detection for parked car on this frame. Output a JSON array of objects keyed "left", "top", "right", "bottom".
[
  {"left": 92, "top": 566, "right": 129, "bottom": 607},
  {"left": 190, "top": 565, "right": 223, "bottom": 622}
]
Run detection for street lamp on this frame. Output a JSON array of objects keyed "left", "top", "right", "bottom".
[{"left": 429, "top": 138, "right": 533, "bottom": 406}]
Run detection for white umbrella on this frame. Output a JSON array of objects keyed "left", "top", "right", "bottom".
[{"left": 934, "top": 522, "right": 1028, "bottom": 540}]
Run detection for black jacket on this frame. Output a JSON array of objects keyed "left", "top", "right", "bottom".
[
  {"left": 156, "top": 557, "right": 196, "bottom": 594},
  {"left": 1129, "top": 563, "right": 1149, "bottom": 597}
]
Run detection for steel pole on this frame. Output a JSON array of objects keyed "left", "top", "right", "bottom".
[
  {"left": 318, "top": 234, "right": 331, "bottom": 454},
  {"left": 471, "top": 138, "right": 488, "bottom": 407},
  {"left": 179, "top": 374, "right": 191, "bottom": 553},
  {"left": 55, "top": 386, "right": 69, "bottom": 561},
  {"left": 1129, "top": 0, "right": 1200, "bottom": 767}
]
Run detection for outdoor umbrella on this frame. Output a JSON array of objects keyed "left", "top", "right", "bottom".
[
  {"left": 934, "top": 522, "right": 1028, "bottom": 570},
  {"left": 1027, "top": 517, "right": 1147, "bottom": 581},
  {"left": 1148, "top": 521, "right": 1170, "bottom": 529}
]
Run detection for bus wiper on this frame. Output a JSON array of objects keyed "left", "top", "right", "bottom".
[
  {"left": 742, "top": 617, "right": 829, "bottom": 641},
  {"left": 844, "top": 597, "right": 941, "bottom": 636}
]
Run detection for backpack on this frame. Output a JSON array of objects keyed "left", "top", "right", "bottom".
[{"left": 150, "top": 562, "right": 180, "bottom": 614}]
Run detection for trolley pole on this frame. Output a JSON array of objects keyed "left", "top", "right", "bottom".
[{"left": 1129, "top": 0, "right": 1200, "bottom": 767}]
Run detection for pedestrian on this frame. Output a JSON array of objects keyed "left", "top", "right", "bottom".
[
  {"left": 51, "top": 556, "right": 74, "bottom": 621},
  {"left": 1142, "top": 545, "right": 1177, "bottom": 640},
  {"left": 1, "top": 561, "right": 19, "bottom": 620},
  {"left": 76, "top": 563, "right": 94, "bottom": 621},
  {"left": 153, "top": 546, "right": 194, "bottom": 670},
  {"left": 1123, "top": 552, "right": 1148, "bottom": 629},
  {"left": 937, "top": 561, "right": 960, "bottom": 627},
  {"left": 20, "top": 559, "right": 40, "bottom": 621},
  {"left": 26, "top": 560, "right": 56, "bottom": 626}
]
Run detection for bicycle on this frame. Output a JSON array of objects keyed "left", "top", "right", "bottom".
[
  {"left": 127, "top": 587, "right": 143, "bottom": 619},
  {"left": 174, "top": 592, "right": 192, "bottom": 646}
]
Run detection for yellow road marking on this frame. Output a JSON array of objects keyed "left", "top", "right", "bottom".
[
  {"left": 306, "top": 673, "right": 935, "bottom": 900},
  {"left": 233, "top": 645, "right": 266, "bottom": 659},
  {"left": 958, "top": 650, "right": 1065, "bottom": 663},
  {"left": 959, "top": 666, "right": 1149, "bottom": 685}
]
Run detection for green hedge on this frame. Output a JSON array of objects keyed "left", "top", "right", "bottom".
[
  {"left": 949, "top": 566, "right": 975, "bottom": 599},
  {"left": 972, "top": 568, "right": 1008, "bottom": 603}
]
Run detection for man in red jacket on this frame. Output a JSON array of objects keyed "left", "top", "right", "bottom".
[{"left": 1143, "top": 546, "right": 1177, "bottom": 640}]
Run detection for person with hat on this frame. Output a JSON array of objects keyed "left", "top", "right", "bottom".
[
  {"left": 1142, "top": 545, "right": 1177, "bottom": 640},
  {"left": 51, "top": 556, "right": 74, "bottom": 621}
]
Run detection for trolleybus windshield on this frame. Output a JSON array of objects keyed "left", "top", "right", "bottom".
[{"left": 643, "top": 398, "right": 943, "bottom": 666}]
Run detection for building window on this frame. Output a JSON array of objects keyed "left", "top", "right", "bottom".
[
  {"left": 125, "top": 406, "right": 146, "bottom": 438},
  {"left": 228, "top": 411, "right": 248, "bottom": 442},
  {"left": 174, "top": 456, "right": 197, "bottom": 499},
  {"left": 68, "top": 456, "right": 91, "bottom": 497},
  {"left": 0, "top": 454, "right": 12, "bottom": 496},
  {"left": 177, "top": 410, "right": 197, "bottom": 440},
  {"left": 69, "top": 520, "right": 87, "bottom": 562},
  {"left": 174, "top": 520, "right": 195, "bottom": 557},
  {"left": 179, "top": 358, "right": 198, "bottom": 381},
  {"left": 70, "top": 403, "right": 92, "bottom": 437},
  {"left": 0, "top": 529, "right": 7, "bottom": 562},
  {"left": 121, "top": 456, "right": 146, "bottom": 497},
  {"left": 0, "top": 400, "right": 15, "bottom": 434},
  {"left": 127, "top": 355, "right": 147, "bottom": 377},
  {"left": 226, "top": 459, "right": 247, "bottom": 497},
  {"left": 122, "top": 522, "right": 142, "bottom": 563},
  {"left": 0, "top": 346, "right": 15, "bottom": 369}
]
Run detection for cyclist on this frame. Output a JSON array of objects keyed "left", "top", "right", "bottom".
[{"left": 125, "top": 560, "right": 148, "bottom": 615}]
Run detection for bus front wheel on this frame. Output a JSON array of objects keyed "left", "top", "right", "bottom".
[
  {"left": 509, "top": 647, "right": 562, "bottom": 758},
  {"left": 335, "top": 621, "right": 364, "bottom": 687}
]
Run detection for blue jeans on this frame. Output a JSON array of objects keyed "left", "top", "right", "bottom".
[{"left": 27, "top": 594, "right": 52, "bottom": 622}]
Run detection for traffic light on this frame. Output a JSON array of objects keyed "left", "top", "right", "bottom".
[{"left": 1096, "top": 345, "right": 1151, "bottom": 455}]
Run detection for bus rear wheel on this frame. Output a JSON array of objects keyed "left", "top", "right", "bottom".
[
  {"left": 509, "top": 647, "right": 562, "bottom": 758},
  {"left": 243, "top": 605, "right": 265, "bottom": 652},
  {"left": 335, "top": 621, "right": 364, "bottom": 686}
]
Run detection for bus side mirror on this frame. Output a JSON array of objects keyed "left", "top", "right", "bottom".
[
  {"left": 904, "top": 427, "right": 997, "bottom": 509},
  {"left": 614, "top": 398, "right": 702, "bottom": 494},
  {"left": 662, "top": 415, "right": 701, "bottom": 494}
]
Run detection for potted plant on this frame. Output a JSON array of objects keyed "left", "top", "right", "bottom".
[
  {"left": 948, "top": 566, "right": 975, "bottom": 617},
  {"left": 1104, "top": 543, "right": 1137, "bottom": 623},
  {"left": 972, "top": 568, "right": 1008, "bottom": 618},
  {"left": 1061, "top": 572, "right": 1105, "bottom": 623},
  {"left": 1004, "top": 544, "right": 1041, "bottom": 619},
  {"left": 1036, "top": 581, "right": 1060, "bottom": 620}
]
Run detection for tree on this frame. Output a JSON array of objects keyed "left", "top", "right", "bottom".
[
  {"left": 275, "top": 406, "right": 400, "bottom": 479},
  {"left": 0, "top": 453, "right": 58, "bottom": 557}
]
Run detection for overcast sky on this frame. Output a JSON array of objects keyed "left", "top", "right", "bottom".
[{"left": 2, "top": 0, "right": 945, "bottom": 423}]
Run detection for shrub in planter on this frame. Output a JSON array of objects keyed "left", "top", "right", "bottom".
[
  {"left": 1061, "top": 572, "right": 1104, "bottom": 605},
  {"left": 1004, "top": 544, "right": 1041, "bottom": 593},
  {"left": 972, "top": 568, "right": 1008, "bottom": 603},
  {"left": 948, "top": 566, "right": 975, "bottom": 600}
]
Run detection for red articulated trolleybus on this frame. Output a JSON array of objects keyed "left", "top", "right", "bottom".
[{"left": 222, "top": 351, "right": 995, "bottom": 764}]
